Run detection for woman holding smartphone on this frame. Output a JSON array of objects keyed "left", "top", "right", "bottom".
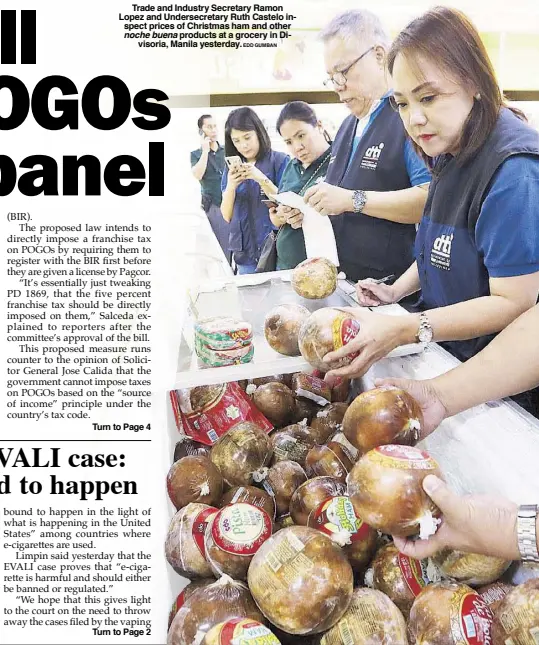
[
  {"left": 270, "top": 101, "right": 333, "bottom": 270},
  {"left": 221, "top": 107, "right": 289, "bottom": 274}
]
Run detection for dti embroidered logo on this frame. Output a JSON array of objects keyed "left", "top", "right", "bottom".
[
  {"left": 360, "top": 142, "right": 384, "bottom": 170},
  {"left": 430, "top": 233, "right": 453, "bottom": 270}
]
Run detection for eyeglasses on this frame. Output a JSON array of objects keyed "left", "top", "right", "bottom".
[{"left": 323, "top": 46, "right": 375, "bottom": 88}]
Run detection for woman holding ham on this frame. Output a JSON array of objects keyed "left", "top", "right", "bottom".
[{"left": 323, "top": 8, "right": 539, "bottom": 415}]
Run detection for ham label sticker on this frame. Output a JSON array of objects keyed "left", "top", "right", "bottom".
[
  {"left": 192, "top": 507, "right": 217, "bottom": 558},
  {"left": 212, "top": 503, "right": 272, "bottom": 556},
  {"left": 332, "top": 315, "right": 361, "bottom": 357},
  {"left": 312, "top": 496, "right": 371, "bottom": 543},
  {"left": 450, "top": 588, "right": 494, "bottom": 645},
  {"left": 218, "top": 618, "right": 280, "bottom": 644},
  {"left": 372, "top": 445, "right": 438, "bottom": 470},
  {"left": 397, "top": 553, "right": 430, "bottom": 596}
]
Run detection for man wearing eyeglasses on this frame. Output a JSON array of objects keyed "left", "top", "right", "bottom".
[{"left": 304, "top": 10, "right": 431, "bottom": 284}]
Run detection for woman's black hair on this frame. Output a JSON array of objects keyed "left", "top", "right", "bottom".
[
  {"left": 277, "top": 101, "right": 318, "bottom": 133},
  {"left": 276, "top": 101, "right": 331, "bottom": 143},
  {"left": 224, "top": 107, "right": 272, "bottom": 161}
]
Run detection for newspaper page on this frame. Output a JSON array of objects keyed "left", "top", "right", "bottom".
[{"left": 2, "top": 1, "right": 538, "bottom": 645}]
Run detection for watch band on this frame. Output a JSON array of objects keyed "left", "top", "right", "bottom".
[
  {"left": 352, "top": 189, "right": 367, "bottom": 213},
  {"left": 416, "top": 311, "right": 434, "bottom": 344},
  {"left": 517, "top": 504, "right": 539, "bottom": 563}
]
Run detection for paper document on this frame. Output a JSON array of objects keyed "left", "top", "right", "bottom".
[{"left": 270, "top": 191, "right": 340, "bottom": 267}]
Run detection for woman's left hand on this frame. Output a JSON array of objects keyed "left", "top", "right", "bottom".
[
  {"left": 322, "top": 308, "right": 411, "bottom": 380},
  {"left": 303, "top": 182, "right": 352, "bottom": 216}
]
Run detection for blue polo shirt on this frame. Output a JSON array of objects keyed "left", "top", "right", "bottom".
[{"left": 416, "top": 108, "right": 539, "bottom": 361}]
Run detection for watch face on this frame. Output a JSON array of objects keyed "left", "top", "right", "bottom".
[{"left": 418, "top": 328, "right": 433, "bottom": 343}]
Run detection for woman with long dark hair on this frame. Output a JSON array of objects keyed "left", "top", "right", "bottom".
[
  {"left": 221, "top": 107, "right": 289, "bottom": 274},
  {"left": 270, "top": 101, "right": 332, "bottom": 270},
  {"left": 321, "top": 8, "right": 539, "bottom": 414}
]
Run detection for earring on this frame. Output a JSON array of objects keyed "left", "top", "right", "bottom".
[{"left": 474, "top": 92, "right": 481, "bottom": 100}]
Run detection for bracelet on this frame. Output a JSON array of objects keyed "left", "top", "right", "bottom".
[{"left": 517, "top": 505, "right": 539, "bottom": 563}]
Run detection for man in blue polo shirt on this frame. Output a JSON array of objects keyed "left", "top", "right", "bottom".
[
  {"left": 304, "top": 10, "right": 431, "bottom": 283},
  {"left": 190, "top": 114, "right": 231, "bottom": 264}
]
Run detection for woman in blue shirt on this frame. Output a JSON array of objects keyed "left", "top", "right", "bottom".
[
  {"left": 269, "top": 101, "right": 333, "bottom": 270},
  {"left": 320, "top": 8, "right": 539, "bottom": 413},
  {"left": 221, "top": 107, "right": 289, "bottom": 274}
]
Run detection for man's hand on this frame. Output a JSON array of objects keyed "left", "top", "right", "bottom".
[
  {"left": 392, "top": 475, "right": 519, "bottom": 561},
  {"left": 374, "top": 377, "right": 448, "bottom": 438},
  {"left": 303, "top": 182, "right": 352, "bottom": 216},
  {"left": 356, "top": 278, "right": 398, "bottom": 307},
  {"left": 323, "top": 309, "right": 410, "bottom": 380},
  {"left": 200, "top": 134, "right": 211, "bottom": 153}
]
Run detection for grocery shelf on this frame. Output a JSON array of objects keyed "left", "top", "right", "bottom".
[{"left": 174, "top": 272, "right": 423, "bottom": 388}]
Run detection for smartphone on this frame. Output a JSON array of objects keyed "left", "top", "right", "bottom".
[
  {"left": 261, "top": 199, "right": 278, "bottom": 209},
  {"left": 225, "top": 156, "right": 242, "bottom": 170}
]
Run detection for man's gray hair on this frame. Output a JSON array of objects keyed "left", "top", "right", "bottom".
[{"left": 319, "top": 9, "right": 390, "bottom": 47}]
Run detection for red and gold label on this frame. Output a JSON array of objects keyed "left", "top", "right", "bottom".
[
  {"left": 397, "top": 553, "right": 430, "bottom": 596},
  {"left": 449, "top": 588, "right": 493, "bottom": 644},
  {"left": 168, "top": 591, "right": 185, "bottom": 630},
  {"left": 332, "top": 315, "right": 361, "bottom": 354},
  {"left": 212, "top": 503, "right": 272, "bottom": 556},
  {"left": 311, "top": 496, "right": 371, "bottom": 543},
  {"left": 191, "top": 507, "right": 217, "bottom": 558},
  {"left": 218, "top": 619, "right": 280, "bottom": 644},
  {"left": 372, "top": 445, "right": 437, "bottom": 470}
]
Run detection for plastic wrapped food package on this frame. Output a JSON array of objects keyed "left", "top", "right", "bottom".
[
  {"left": 165, "top": 503, "right": 217, "bottom": 579},
  {"left": 319, "top": 587, "right": 408, "bottom": 645},
  {"left": 307, "top": 495, "right": 377, "bottom": 574},
  {"left": 370, "top": 543, "right": 434, "bottom": 617},
  {"left": 168, "top": 579, "right": 213, "bottom": 631},
  {"left": 173, "top": 438, "right": 211, "bottom": 462},
  {"left": 347, "top": 445, "right": 443, "bottom": 538},
  {"left": 170, "top": 382, "right": 272, "bottom": 445},
  {"left": 290, "top": 373, "right": 332, "bottom": 406},
  {"left": 219, "top": 485, "right": 276, "bottom": 520},
  {"left": 298, "top": 308, "right": 361, "bottom": 372},
  {"left": 289, "top": 476, "right": 346, "bottom": 526},
  {"left": 210, "top": 422, "right": 272, "bottom": 487},
  {"left": 202, "top": 619, "right": 281, "bottom": 644},
  {"left": 305, "top": 441, "right": 355, "bottom": 483},
  {"left": 491, "top": 578, "right": 539, "bottom": 644},
  {"left": 252, "top": 382, "right": 296, "bottom": 427},
  {"left": 264, "top": 303, "right": 310, "bottom": 356},
  {"left": 247, "top": 526, "right": 353, "bottom": 635},
  {"left": 408, "top": 581, "right": 493, "bottom": 645},
  {"left": 167, "top": 575, "right": 266, "bottom": 645},
  {"left": 342, "top": 387, "right": 423, "bottom": 454},
  {"left": 204, "top": 503, "right": 273, "bottom": 581},
  {"left": 433, "top": 549, "right": 511, "bottom": 587},
  {"left": 310, "top": 403, "right": 349, "bottom": 444},
  {"left": 262, "top": 460, "right": 308, "bottom": 518},
  {"left": 166, "top": 456, "right": 223, "bottom": 510},
  {"left": 270, "top": 424, "right": 317, "bottom": 468},
  {"left": 292, "top": 257, "right": 338, "bottom": 299},
  {"left": 478, "top": 581, "right": 513, "bottom": 612}
]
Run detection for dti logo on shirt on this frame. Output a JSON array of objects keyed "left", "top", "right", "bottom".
[
  {"left": 360, "top": 142, "right": 384, "bottom": 170},
  {"left": 431, "top": 233, "right": 453, "bottom": 270}
]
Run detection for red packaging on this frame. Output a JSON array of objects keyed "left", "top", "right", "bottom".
[
  {"left": 292, "top": 373, "right": 331, "bottom": 406},
  {"left": 170, "top": 382, "right": 273, "bottom": 445}
]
